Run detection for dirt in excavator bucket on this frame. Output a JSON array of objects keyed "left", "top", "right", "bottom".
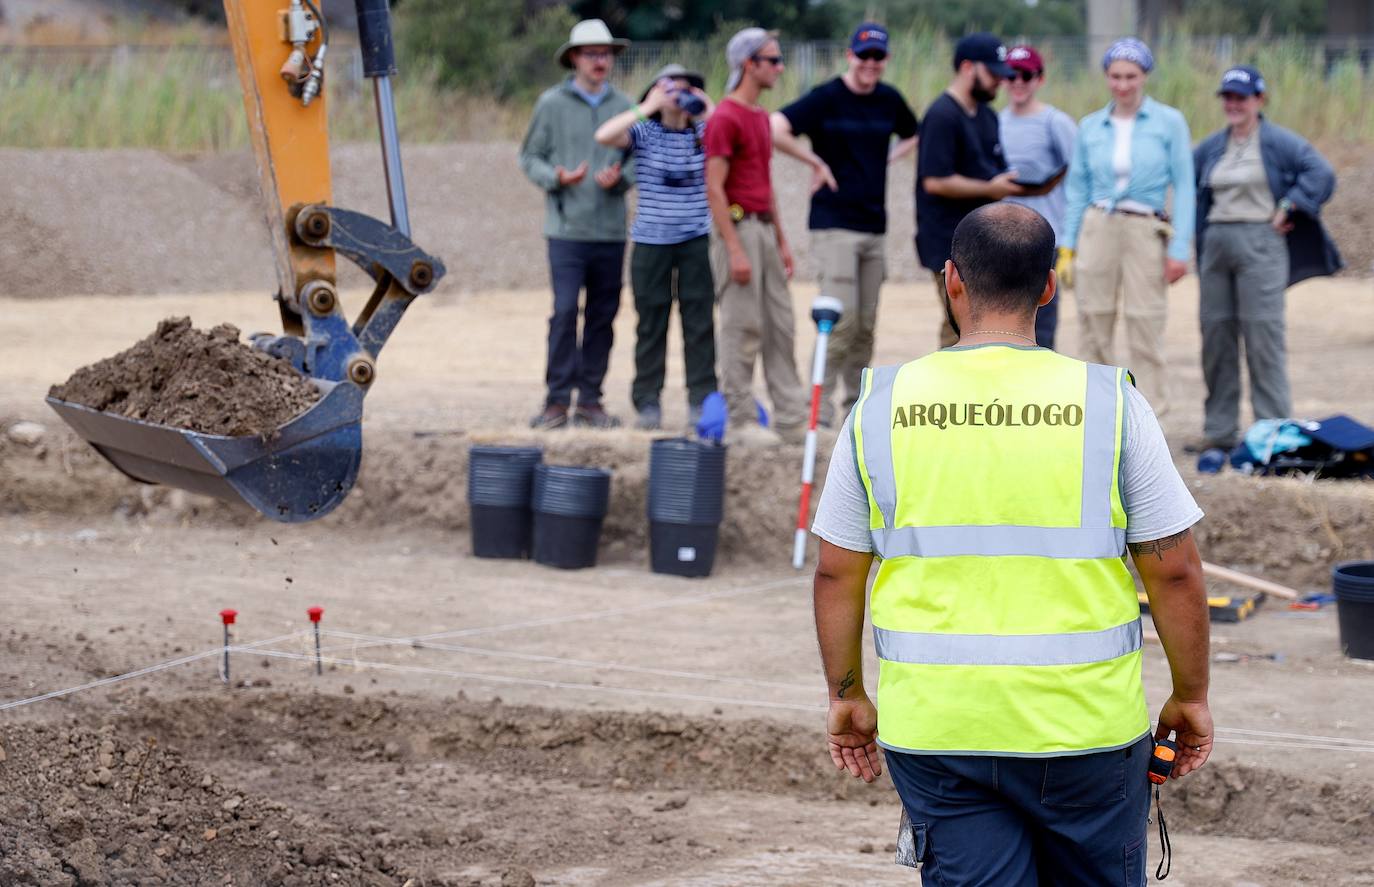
[{"left": 49, "top": 317, "right": 320, "bottom": 438}]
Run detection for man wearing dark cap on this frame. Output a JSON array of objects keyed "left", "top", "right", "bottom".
[
  {"left": 811, "top": 203, "right": 1212, "bottom": 886},
  {"left": 916, "top": 33, "right": 1027, "bottom": 349},
  {"left": 771, "top": 22, "right": 920, "bottom": 427}
]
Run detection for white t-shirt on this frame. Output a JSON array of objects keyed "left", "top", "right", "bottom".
[
  {"left": 1111, "top": 116, "right": 1134, "bottom": 194},
  {"left": 811, "top": 366, "right": 1203, "bottom": 553}
]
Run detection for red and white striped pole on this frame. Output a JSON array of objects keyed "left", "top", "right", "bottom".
[{"left": 794, "top": 296, "right": 844, "bottom": 569}]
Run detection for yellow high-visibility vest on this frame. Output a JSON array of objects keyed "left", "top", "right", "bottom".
[{"left": 853, "top": 345, "right": 1149, "bottom": 756}]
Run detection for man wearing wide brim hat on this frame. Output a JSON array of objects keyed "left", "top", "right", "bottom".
[
  {"left": 554, "top": 18, "right": 629, "bottom": 68},
  {"left": 520, "top": 19, "right": 636, "bottom": 430}
]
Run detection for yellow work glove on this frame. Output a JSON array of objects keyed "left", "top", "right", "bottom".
[{"left": 1055, "top": 246, "right": 1075, "bottom": 290}]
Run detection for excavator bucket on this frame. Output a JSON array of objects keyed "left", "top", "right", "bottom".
[
  {"left": 46, "top": 0, "right": 443, "bottom": 524},
  {"left": 47, "top": 382, "right": 364, "bottom": 522}
]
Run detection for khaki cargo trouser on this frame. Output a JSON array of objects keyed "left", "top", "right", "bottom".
[
  {"left": 1074, "top": 208, "right": 1173, "bottom": 415},
  {"left": 812, "top": 228, "right": 886, "bottom": 426},
  {"left": 711, "top": 219, "right": 806, "bottom": 430}
]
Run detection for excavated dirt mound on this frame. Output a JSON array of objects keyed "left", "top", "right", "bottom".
[
  {"left": 48, "top": 317, "right": 320, "bottom": 438},
  {"left": 2, "top": 693, "right": 1370, "bottom": 887},
  {"left": 4, "top": 142, "right": 1370, "bottom": 300},
  {"left": 6, "top": 418, "right": 1374, "bottom": 582}
]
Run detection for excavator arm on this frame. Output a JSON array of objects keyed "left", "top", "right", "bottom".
[{"left": 47, "top": 0, "right": 445, "bottom": 523}]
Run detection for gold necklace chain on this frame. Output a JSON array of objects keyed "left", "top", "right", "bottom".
[{"left": 965, "top": 329, "right": 1037, "bottom": 344}]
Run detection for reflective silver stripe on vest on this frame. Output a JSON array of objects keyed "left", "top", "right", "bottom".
[
  {"left": 874, "top": 619, "right": 1142, "bottom": 666},
  {"left": 859, "top": 364, "right": 902, "bottom": 529},
  {"left": 1080, "top": 364, "right": 1119, "bottom": 528},
  {"left": 872, "top": 525, "right": 1126, "bottom": 559}
]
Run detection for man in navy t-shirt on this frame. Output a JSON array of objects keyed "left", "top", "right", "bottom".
[
  {"left": 916, "top": 32, "right": 1027, "bottom": 349},
  {"left": 772, "top": 22, "right": 919, "bottom": 426}
]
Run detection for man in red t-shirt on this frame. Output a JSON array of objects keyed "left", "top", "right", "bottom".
[{"left": 704, "top": 27, "right": 806, "bottom": 445}]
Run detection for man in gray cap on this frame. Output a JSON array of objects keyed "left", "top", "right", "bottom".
[
  {"left": 519, "top": 19, "right": 635, "bottom": 430},
  {"left": 704, "top": 27, "right": 806, "bottom": 446}
]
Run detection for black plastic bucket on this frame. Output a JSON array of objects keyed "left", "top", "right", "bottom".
[
  {"left": 1333, "top": 561, "right": 1374, "bottom": 661},
  {"left": 531, "top": 464, "right": 612, "bottom": 569},
  {"left": 647, "top": 438, "right": 727, "bottom": 577},
  {"left": 468, "top": 446, "right": 542, "bottom": 559}
]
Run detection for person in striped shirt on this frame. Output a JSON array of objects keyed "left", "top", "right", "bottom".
[{"left": 596, "top": 64, "right": 718, "bottom": 430}]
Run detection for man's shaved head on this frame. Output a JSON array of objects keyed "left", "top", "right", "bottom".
[{"left": 950, "top": 203, "right": 1056, "bottom": 319}]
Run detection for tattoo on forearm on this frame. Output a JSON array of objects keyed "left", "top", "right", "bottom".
[
  {"left": 837, "top": 669, "right": 856, "bottom": 699},
  {"left": 1128, "top": 530, "right": 1191, "bottom": 561}
]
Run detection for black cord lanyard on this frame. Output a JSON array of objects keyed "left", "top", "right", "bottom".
[{"left": 1154, "top": 784, "right": 1171, "bottom": 880}]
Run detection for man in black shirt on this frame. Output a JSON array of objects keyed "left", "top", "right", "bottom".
[
  {"left": 917, "top": 32, "right": 1027, "bottom": 349},
  {"left": 772, "top": 22, "right": 919, "bottom": 425}
]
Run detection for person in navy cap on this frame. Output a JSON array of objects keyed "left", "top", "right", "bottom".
[
  {"left": 916, "top": 33, "right": 1047, "bottom": 350},
  {"left": 770, "top": 21, "right": 920, "bottom": 426},
  {"left": 1190, "top": 64, "right": 1341, "bottom": 471}
]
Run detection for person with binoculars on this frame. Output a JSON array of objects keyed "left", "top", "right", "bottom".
[{"left": 596, "top": 64, "right": 718, "bottom": 431}]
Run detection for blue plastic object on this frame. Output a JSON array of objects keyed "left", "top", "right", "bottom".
[
  {"left": 1196, "top": 447, "right": 1226, "bottom": 474},
  {"left": 695, "top": 391, "right": 727, "bottom": 442}
]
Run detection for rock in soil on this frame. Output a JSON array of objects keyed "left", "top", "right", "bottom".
[{"left": 49, "top": 316, "right": 319, "bottom": 437}]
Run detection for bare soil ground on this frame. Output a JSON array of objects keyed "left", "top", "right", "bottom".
[{"left": 3, "top": 147, "right": 1374, "bottom": 884}]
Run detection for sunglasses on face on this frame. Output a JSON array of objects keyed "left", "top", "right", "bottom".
[
  {"left": 1005, "top": 70, "right": 1040, "bottom": 82},
  {"left": 856, "top": 50, "right": 887, "bottom": 62},
  {"left": 752, "top": 54, "right": 784, "bottom": 66}
]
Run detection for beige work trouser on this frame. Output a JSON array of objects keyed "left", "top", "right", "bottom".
[
  {"left": 812, "top": 228, "right": 886, "bottom": 426},
  {"left": 712, "top": 219, "right": 806, "bottom": 430},
  {"left": 1074, "top": 208, "right": 1173, "bottom": 414}
]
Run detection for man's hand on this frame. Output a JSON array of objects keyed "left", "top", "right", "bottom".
[
  {"left": 1271, "top": 206, "right": 1295, "bottom": 234},
  {"left": 810, "top": 160, "right": 838, "bottom": 194},
  {"left": 1155, "top": 694, "right": 1213, "bottom": 778},
  {"left": 779, "top": 237, "right": 795, "bottom": 279},
  {"left": 556, "top": 161, "right": 589, "bottom": 187},
  {"left": 1164, "top": 257, "right": 1188, "bottom": 285},
  {"left": 595, "top": 161, "right": 623, "bottom": 190},
  {"left": 986, "top": 170, "right": 1026, "bottom": 200},
  {"left": 827, "top": 697, "right": 882, "bottom": 783},
  {"left": 729, "top": 246, "right": 752, "bottom": 285}
]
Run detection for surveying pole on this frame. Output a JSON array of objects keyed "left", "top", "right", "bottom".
[{"left": 793, "top": 296, "right": 844, "bottom": 569}]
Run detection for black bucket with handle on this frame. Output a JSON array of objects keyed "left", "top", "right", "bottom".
[
  {"left": 647, "top": 438, "right": 727, "bottom": 577},
  {"left": 531, "top": 464, "right": 612, "bottom": 569},
  {"left": 467, "top": 446, "right": 543, "bottom": 559},
  {"left": 1334, "top": 561, "right": 1374, "bottom": 661}
]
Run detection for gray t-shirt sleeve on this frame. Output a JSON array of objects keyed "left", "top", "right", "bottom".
[
  {"left": 809, "top": 384, "right": 1202, "bottom": 550},
  {"left": 1121, "top": 385, "right": 1204, "bottom": 542},
  {"left": 1050, "top": 108, "right": 1078, "bottom": 169},
  {"left": 810, "top": 413, "right": 875, "bottom": 553}
]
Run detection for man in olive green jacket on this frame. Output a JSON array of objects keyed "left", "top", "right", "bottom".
[{"left": 519, "top": 19, "right": 636, "bottom": 429}]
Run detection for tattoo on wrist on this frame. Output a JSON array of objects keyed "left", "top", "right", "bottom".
[
  {"left": 837, "top": 669, "right": 856, "bottom": 699},
  {"left": 1128, "top": 529, "right": 1190, "bottom": 561}
]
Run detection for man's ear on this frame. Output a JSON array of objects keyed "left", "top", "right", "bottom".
[
  {"left": 1039, "top": 270, "right": 1057, "bottom": 307},
  {"left": 944, "top": 259, "right": 964, "bottom": 298}
]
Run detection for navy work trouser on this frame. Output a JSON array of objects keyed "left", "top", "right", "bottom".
[
  {"left": 545, "top": 238, "right": 626, "bottom": 408},
  {"left": 886, "top": 734, "right": 1152, "bottom": 885}
]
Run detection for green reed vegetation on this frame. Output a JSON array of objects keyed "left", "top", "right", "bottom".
[{"left": 0, "top": 32, "right": 1369, "bottom": 150}]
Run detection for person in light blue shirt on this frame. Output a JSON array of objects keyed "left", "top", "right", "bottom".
[{"left": 1060, "top": 37, "right": 1195, "bottom": 416}]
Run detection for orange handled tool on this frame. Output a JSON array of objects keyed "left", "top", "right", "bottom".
[{"left": 1149, "top": 737, "right": 1178, "bottom": 785}]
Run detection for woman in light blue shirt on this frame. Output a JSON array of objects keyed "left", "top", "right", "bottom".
[{"left": 1061, "top": 38, "right": 1194, "bottom": 416}]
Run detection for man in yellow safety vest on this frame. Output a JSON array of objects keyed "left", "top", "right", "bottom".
[{"left": 811, "top": 202, "right": 1212, "bottom": 884}]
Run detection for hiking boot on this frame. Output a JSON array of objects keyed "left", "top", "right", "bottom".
[
  {"left": 573, "top": 403, "right": 622, "bottom": 429},
  {"left": 1196, "top": 447, "right": 1227, "bottom": 474},
  {"left": 530, "top": 404, "right": 569, "bottom": 430},
  {"left": 634, "top": 403, "right": 662, "bottom": 431}
]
